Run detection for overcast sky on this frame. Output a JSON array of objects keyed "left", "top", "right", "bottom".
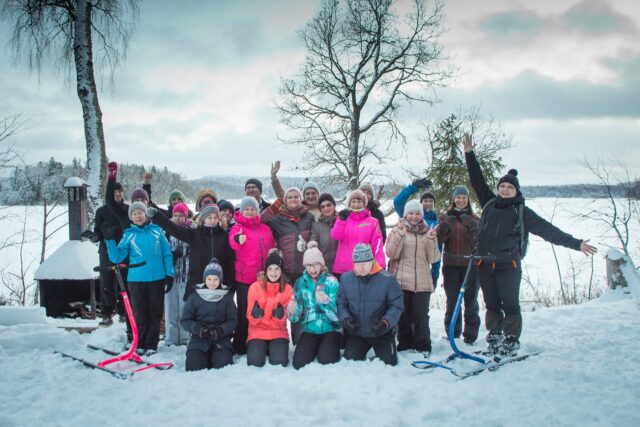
[{"left": 1, "top": 0, "right": 638, "bottom": 185}]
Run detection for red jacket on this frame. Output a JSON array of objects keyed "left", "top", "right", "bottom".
[
  {"left": 229, "top": 212, "right": 276, "bottom": 284},
  {"left": 246, "top": 280, "right": 293, "bottom": 342}
]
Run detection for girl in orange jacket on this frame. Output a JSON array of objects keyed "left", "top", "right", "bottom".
[{"left": 246, "top": 249, "right": 293, "bottom": 367}]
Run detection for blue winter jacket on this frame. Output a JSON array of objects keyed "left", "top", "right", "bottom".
[
  {"left": 393, "top": 183, "right": 443, "bottom": 283},
  {"left": 106, "top": 221, "right": 175, "bottom": 282},
  {"left": 289, "top": 272, "right": 341, "bottom": 335},
  {"left": 337, "top": 268, "right": 404, "bottom": 338}
]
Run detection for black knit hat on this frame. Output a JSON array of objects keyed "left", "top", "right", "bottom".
[
  {"left": 317, "top": 192, "right": 336, "bottom": 207},
  {"left": 420, "top": 192, "right": 436, "bottom": 203},
  {"left": 113, "top": 182, "right": 124, "bottom": 192},
  {"left": 498, "top": 169, "right": 520, "bottom": 191},
  {"left": 245, "top": 178, "right": 263, "bottom": 193},
  {"left": 264, "top": 249, "right": 284, "bottom": 270},
  {"left": 217, "top": 199, "right": 235, "bottom": 213}
]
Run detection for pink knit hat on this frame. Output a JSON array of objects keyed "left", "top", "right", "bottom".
[
  {"left": 303, "top": 247, "right": 326, "bottom": 268},
  {"left": 172, "top": 203, "right": 189, "bottom": 218}
]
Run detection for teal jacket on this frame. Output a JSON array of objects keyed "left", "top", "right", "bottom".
[
  {"left": 106, "top": 222, "right": 174, "bottom": 283},
  {"left": 289, "top": 272, "right": 340, "bottom": 334}
]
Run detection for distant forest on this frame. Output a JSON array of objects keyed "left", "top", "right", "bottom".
[{"left": 0, "top": 158, "right": 636, "bottom": 206}]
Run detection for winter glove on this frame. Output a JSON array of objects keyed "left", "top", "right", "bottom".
[
  {"left": 372, "top": 318, "right": 389, "bottom": 335},
  {"left": 194, "top": 325, "right": 210, "bottom": 338},
  {"left": 315, "top": 289, "right": 329, "bottom": 305},
  {"left": 251, "top": 301, "right": 264, "bottom": 319},
  {"left": 146, "top": 207, "right": 157, "bottom": 218},
  {"left": 338, "top": 209, "right": 350, "bottom": 221},
  {"left": 343, "top": 318, "right": 358, "bottom": 335},
  {"left": 296, "top": 235, "right": 307, "bottom": 252},
  {"left": 164, "top": 276, "right": 174, "bottom": 294},
  {"left": 81, "top": 229, "right": 97, "bottom": 242},
  {"left": 412, "top": 178, "right": 432, "bottom": 189},
  {"left": 272, "top": 303, "right": 285, "bottom": 320},
  {"left": 107, "top": 162, "right": 118, "bottom": 181},
  {"left": 100, "top": 223, "right": 116, "bottom": 240},
  {"left": 203, "top": 326, "right": 222, "bottom": 341}
]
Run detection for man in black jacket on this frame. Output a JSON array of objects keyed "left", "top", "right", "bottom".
[
  {"left": 337, "top": 243, "right": 404, "bottom": 365},
  {"left": 463, "top": 134, "right": 597, "bottom": 355}
]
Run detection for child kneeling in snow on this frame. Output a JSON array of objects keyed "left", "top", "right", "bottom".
[
  {"left": 246, "top": 250, "right": 293, "bottom": 367},
  {"left": 181, "top": 258, "right": 238, "bottom": 371},
  {"left": 287, "top": 244, "right": 342, "bottom": 369}
]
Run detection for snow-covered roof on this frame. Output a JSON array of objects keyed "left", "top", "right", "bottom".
[
  {"left": 34, "top": 240, "right": 99, "bottom": 280},
  {"left": 64, "top": 177, "right": 89, "bottom": 188}
]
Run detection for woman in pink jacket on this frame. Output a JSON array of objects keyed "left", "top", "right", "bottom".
[
  {"left": 331, "top": 189, "right": 385, "bottom": 277},
  {"left": 228, "top": 196, "right": 276, "bottom": 354}
]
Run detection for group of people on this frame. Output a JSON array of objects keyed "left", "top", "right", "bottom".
[{"left": 89, "top": 135, "right": 597, "bottom": 371}]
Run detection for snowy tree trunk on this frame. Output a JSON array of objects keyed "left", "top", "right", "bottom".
[
  {"left": 606, "top": 249, "right": 629, "bottom": 289},
  {"left": 348, "top": 122, "right": 360, "bottom": 191},
  {"left": 73, "top": 0, "right": 107, "bottom": 218}
]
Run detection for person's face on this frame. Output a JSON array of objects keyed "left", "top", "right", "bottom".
[
  {"left": 421, "top": 198, "right": 434, "bottom": 211},
  {"left": 204, "top": 213, "right": 219, "bottom": 226},
  {"left": 353, "top": 261, "right": 374, "bottom": 276},
  {"left": 245, "top": 184, "right": 261, "bottom": 200},
  {"left": 199, "top": 197, "right": 215, "bottom": 209},
  {"left": 205, "top": 275, "right": 220, "bottom": 289},
  {"left": 266, "top": 264, "right": 282, "bottom": 282},
  {"left": 305, "top": 262, "right": 323, "bottom": 279},
  {"left": 172, "top": 212, "right": 186, "bottom": 226},
  {"left": 454, "top": 195, "right": 469, "bottom": 209},
  {"left": 405, "top": 211, "right": 423, "bottom": 224},
  {"left": 304, "top": 189, "right": 319, "bottom": 207},
  {"left": 114, "top": 189, "right": 124, "bottom": 203},
  {"left": 133, "top": 198, "right": 149, "bottom": 206},
  {"left": 131, "top": 209, "right": 147, "bottom": 226},
  {"left": 242, "top": 206, "right": 258, "bottom": 218},
  {"left": 286, "top": 191, "right": 302, "bottom": 209},
  {"left": 362, "top": 189, "right": 373, "bottom": 202},
  {"left": 498, "top": 182, "right": 517, "bottom": 198},
  {"left": 319, "top": 200, "right": 335, "bottom": 217},
  {"left": 349, "top": 198, "right": 365, "bottom": 210},
  {"left": 170, "top": 198, "right": 183, "bottom": 208},
  {"left": 221, "top": 209, "right": 234, "bottom": 222}
]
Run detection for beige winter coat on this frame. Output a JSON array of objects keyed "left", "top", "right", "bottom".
[{"left": 385, "top": 220, "right": 440, "bottom": 293}]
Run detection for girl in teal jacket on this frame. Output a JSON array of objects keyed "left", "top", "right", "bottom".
[
  {"left": 104, "top": 201, "right": 175, "bottom": 355},
  {"left": 287, "top": 246, "right": 341, "bottom": 369}
]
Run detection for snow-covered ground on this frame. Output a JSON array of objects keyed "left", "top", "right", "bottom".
[
  {"left": 0, "top": 287, "right": 639, "bottom": 426},
  {"left": 0, "top": 198, "right": 639, "bottom": 426}
]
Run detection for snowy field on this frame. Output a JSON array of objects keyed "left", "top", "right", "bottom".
[{"left": 0, "top": 198, "right": 639, "bottom": 426}]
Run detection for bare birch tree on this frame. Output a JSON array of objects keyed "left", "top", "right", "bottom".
[
  {"left": 278, "top": 0, "right": 450, "bottom": 190},
  {"left": 1, "top": 0, "right": 140, "bottom": 215}
]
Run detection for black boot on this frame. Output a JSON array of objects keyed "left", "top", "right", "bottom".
[{"left": 500, "top": 335, "right": 520, "bottom": 356}]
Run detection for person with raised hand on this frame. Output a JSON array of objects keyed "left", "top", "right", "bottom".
[
  {"left": 228, "top": 196, "right": 276, "bottom": 355},
  {"left": 463, "top": 133, "right": 597, "bottom": 355},
  {"left": 181, "top": 258, "right": 237, "bottom": 371}
]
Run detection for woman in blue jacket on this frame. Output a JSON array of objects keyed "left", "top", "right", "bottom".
[{"left": 104, "top": 201, "right": 175, "bottom": 356}]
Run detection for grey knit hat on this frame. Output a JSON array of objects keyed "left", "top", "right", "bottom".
[
  {"left": 199, "top": 204, "right": 220, "bottom": 221},
  {"left": 128, "top": 201, "right": 148, "bottom": 221},
  {"left": 239, "top": 196, "right": 259, "bottom": 213},
  {"left": 284, "top": 187, "right": 303, "bottom": 200},
  {"left": 203, "top": 258, "right": 223, "bottom": 282},
  {"left": 352, "top": 243, "right": 374, "bottom": 263},
  {"left": 302, "top": 181, "right": 320, "bottom": 196},
  {"left": 403, "top": 200, "right": 423, "bottom": 217},
  {"left": 358, "top": 182, "right": 376, "bottom": 200},
  {"left": 452, "top": 186, "right": 469, "bottom": 198}
]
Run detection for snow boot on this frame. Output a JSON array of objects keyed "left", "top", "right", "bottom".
[
  {"left": 500, "top": 335, "right": 520, "bottom": 356},
  {"left": 485, "top": 330, "right": 504, "bottom": 354},
  {"left": 99, "top": 316, "right": 113, "bottom": 327}
]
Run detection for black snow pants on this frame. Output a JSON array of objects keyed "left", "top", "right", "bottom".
[
  {"left": 292, "top": 331, "right": 341, "bottom": 369},
  {"left": 478, "top": 261, "right": 522, "bottom": 339}
]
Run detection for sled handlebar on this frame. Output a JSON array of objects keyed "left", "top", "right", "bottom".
[
  {"left": 447, "top": 254, "right": 495, "bottom": 261},
  {"left": 93, "top": 262, "right": 146, "bottom": 272}
]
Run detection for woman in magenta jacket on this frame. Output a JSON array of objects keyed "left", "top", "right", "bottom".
[
  {"left": 228, "top": 196, "right": 276, "bottom": 354},
  {"left": 331, "top": 189, "right": 385, "bottom": 276}
]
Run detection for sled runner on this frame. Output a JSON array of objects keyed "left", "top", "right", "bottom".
[
  {"left": 411, "top": 255, "right": 541, "bottom": 378},
  {"left": 56, "top": 262, "right": 173, "bottom": 378}
]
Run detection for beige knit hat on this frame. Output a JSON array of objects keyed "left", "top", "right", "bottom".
[{"left": 303, "top": 247, "right": 326, "bottom": 268}]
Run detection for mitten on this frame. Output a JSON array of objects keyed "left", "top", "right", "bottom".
[
  {"left": 315, "top": 290, "right": 329, "bottom": 304},
  {"left": 251, "top": 301, "right": 264, "bottom": 319},
  {"left": 272, "top": 303, "right": 285, "bottom": 320},
  {"left": 296, "top": 235, "right": 307, "bottom": 252},
  {"left": 107, "top": 162, "right": 118, "bottom": 181},
  {"left": 412, "top": 178, "right": 432, "bottom": 189},
  {"left": 338, "top": 209, "right": 350, "bottom": 221},
  {"left": 146, "top": 207, "right": 157, "bottom": 218},
  {"left": 164, "top": 276, "right": 174, "bottom": 294}
]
